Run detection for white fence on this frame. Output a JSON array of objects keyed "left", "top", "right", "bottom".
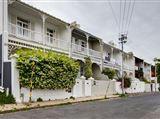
[
  {"left": 115, "top": 80, "right": 159, "bottom": 94},
  {"left": 10, "top": 56, "right": 159, "bottom": 103},
  {"left": 91, "top": 80, "right": 116, "bottom": 96}
]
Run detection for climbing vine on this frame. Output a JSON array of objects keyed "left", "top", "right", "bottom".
[{"left": 16, "top": 48, "right": 79, "bottom": 90}]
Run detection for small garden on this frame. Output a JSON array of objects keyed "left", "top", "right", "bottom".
[{"left": 0, "top": 91, "right": 15, "bottom": 105}]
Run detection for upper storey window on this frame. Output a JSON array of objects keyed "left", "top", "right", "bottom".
[
  {"left": 17, "top": 17, "right": 30, "bottom": 38},
  {"left": 46, "top": 28, "right": 55, "bottom": 44}
]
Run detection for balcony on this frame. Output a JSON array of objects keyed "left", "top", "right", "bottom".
[
  {"left": 103, "top": 57, "right": 121, "bottom": 70},
  {"left": 123, "top": 64, "right": 134, "bottom": 71},
  {"left": 8, "top": 23, "right": 69, "bottom": 52},
  {"left": 71, "top": 43, "right": 101, "bottom": 64}
]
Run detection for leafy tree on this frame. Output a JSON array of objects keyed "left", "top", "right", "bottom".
[
  {"left": 117, "top": 77, "right": 131, "bottom": 88},
  {"left": 154, "top": 58, "right": 160, "bottom": 83},
  {"left": 84, "top": 57, "right": 92, "bottom": 79},
  {"left": 156, "top": 63, "right": 160, "bottom": 83},
  {"left": 102, "top": 68, "right": 115, "bottom": 80},
  {"left": 102, "top": 68, "right": 115, "bottom": 98}
]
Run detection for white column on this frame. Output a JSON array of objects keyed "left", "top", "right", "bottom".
[
  {"left": 11, "top": 55, "right": 21, "bottom": 103},
  {"left": 69, "top": 28, "right": 73, "bottom": 58},
  {"left": 41, "top": 14, "right": 47, "bottom": 46},
  {"left": 1, "top": 0, "right": 9, "bottom": 87},
  {"left": 3, "top": 0, "right": 8, "bottom": 61},
  {"left": 100, "top": 43, "right": 103, "bottom": 71},
  {"left": 86, "top": 34, "right": 89, "bottom": 56},
  {"left": 111, "top": 48, "right": 114, "bottom": 68}
]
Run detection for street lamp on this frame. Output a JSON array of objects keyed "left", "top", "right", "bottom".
[
  {"left": 119, "top": 34, "right": 127, "bottom": 94},
  {"left": 29, "top": 57, "right": 38, "bottom": 102}
]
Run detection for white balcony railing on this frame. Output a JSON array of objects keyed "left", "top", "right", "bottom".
[
  {"left": 72, "top": 43, "right": 101, "bottom": 63},
  {"left": 103, "top": 59, "right": 121, "bottom": 69},
  {"left": 9, "top": 23, "right": 43, "bottom": 44},
  {"left": 89, "top": 49, "right": 101, "bottom": 58},
  {"left": 8, "top": 23, "right": 69, "bottom": 51},
  {"left": 123, "top": 64, "right": 134, "bottom": 71},
  {"left": 72, "top": 43, "right": 87, "bottom": 55}
]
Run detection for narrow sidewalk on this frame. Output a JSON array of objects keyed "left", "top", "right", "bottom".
[{"left": 0, "top": 95, "right": 119, "bottom": 113}]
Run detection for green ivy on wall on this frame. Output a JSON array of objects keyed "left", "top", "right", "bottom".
[{"left": 16, "top": 48, "right": 79, "bottom": 90}]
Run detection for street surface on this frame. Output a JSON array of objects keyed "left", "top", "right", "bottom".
[{"left": 0, "top": 93, "right": 160, "bottom": 119}]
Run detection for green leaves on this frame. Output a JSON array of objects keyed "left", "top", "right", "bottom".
[
  {"left": 84, "top": 57, "right": 93, "bottom": 79},
  {"left": 102, "top": 68, "right": 115, "bottom": 80},
  {"left": 16, "top": 48, "right": 79, "bottom": 90},
  {"left": 156, "top": 63, "right": 160, "bottom": 83}
]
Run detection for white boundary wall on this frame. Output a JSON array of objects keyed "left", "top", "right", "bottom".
[
  {"left": 115, "top": 80, "right": 146, "bottom": 94},
  {"left": 91, "top": 80, "right": 116, "bottom": 96},
  {"left": 21, "top": 88, "right": 72, "bottom": 102}
]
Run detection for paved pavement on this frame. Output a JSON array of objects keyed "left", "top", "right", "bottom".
[{"left": 0, "top": 93, "right": 160, "bottom": 119}]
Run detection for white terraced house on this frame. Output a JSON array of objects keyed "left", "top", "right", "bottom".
[{"left": 0, "top": 0, "right": 157, "bottom": 102}]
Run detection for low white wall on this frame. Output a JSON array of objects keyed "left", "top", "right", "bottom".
[
  {"left": 21, "top": 88, "right": 72, "bottom": 102},
  {"left": 145, "top": 84, "right": 151, "bottom": 92},
  {"left": 115, "top": 81, "right": 146, "bottom": 94},
  {"left": 91, "top": 80, "right": 116, "bottom": 96},
  {"left": 151, "top": 83, "right": 159, "bottom": 92},
  {"left": 72, "top": 79, "right": 84, "bottom": 98},
  {"left": 72, "top": 77, "right": 92, "bottom": 97}
]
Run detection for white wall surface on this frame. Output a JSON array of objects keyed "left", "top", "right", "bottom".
[
  {"left": 11, "top": 56, "right": 21, "bottom": 103},
  {"left": 91, "top": 80, "right": 116, "bottom": 96},
  {"left": 84, "top": 80, "right": 92, "bottom": 96},
  {"left": 72, "top": 79, "right": 84, "bottom": 98},
  {"left": 115, "top": 81, "right": 146, "bottom": 94},
  {"left": 145, "top": 84, "right": 151, "bottom": 92},
  {"left": 21, "top": 88, "right": 72, "bottom": 102}
]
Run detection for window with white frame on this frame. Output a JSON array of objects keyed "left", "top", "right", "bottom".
[
  {"left": 17, "top": 17, "right": 30, "bottom": 38},
  {"left": 79, "top": 40, "right": 87, "bottom": 51},
  {"left": 46, "top": 28, "right": 55, "bottom": 44}
]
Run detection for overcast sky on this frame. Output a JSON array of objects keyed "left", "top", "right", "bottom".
[{"left": 22, "top": 0, "right": 160, "bottom": 64}]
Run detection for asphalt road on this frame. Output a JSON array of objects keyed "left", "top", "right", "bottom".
[{"left": 0, "top": 93, "right": 160, "bottom": 119}]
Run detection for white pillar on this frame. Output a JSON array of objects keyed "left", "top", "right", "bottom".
[
  {"left": 69, "top": 28, "right": 73, "bottom": 58},
  {"left": 100, "top": 43, "right": 103, "bottom": 71},
  {"left": 11, "top": 55, "right": 21, "bottom": 103},
  {"left": 1, "top": 0, "right": 9, "bottom": 87},
  {"left": 86, "top": 34, "right": 89, "bottom": 56},
  {"left": 111, "top": 48, "right": 114, "bottom": 68},
  {"left": 41, "top": 14, "right": 47, "bottom": 46},
  {"left": 3, "top": 0, "right": 8, "bottom": 61}
]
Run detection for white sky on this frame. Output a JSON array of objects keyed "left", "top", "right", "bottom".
[{"left": 22, "top": 0, "right": 160, "bottom": 64}]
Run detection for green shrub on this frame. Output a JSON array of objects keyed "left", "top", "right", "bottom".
[
  {"left": 0, "top": 92, "right": 16, "bottom": 105},
  {"left": 117, "top": 77, "right": 131, "bottom": 88},
  {"left": 142, "top": 78, "right": 150, "bottom": 83},
  {"left": 16, "top": 48, "right": 79, "bottom": 90},
  {"left": 102, "top": 68, "right": 115, "bottom": 80},
  {"left": 70, "top": 96, "right": 75, "bottom": 100},
  {"left": 156, "top": 63, "right": 160, "bottom": 83},
  {"left": 119, "top": 93, "right": 128, "bottom": 98},
  {"left": 37, "top": 97, "right": 43, "bottom": 102},
  {"left": 84, "top": 57, "right": 92, "bottom": 79}
]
